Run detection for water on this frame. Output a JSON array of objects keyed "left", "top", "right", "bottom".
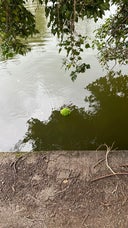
[{"left": 0, "top": 2, "right": 127, "bottom": 151}]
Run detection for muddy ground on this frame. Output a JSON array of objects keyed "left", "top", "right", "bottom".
[{"left": 0, "top": 150, "right": 128, "bottom": 228}]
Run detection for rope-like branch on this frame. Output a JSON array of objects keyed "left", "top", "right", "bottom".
[
  {"left": 96, "top": 143, "right": 116, "bottom": 175},
  {"left": 91, "top": 172, "right": 128, "bottom": 183},
  {"left": 105, "top": 143, "right": 116, "bottom": 175}
]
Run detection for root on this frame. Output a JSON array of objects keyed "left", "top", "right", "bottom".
[
  {"left": 96, "top": 143, "right": 116, "bottom": 175},
  {"left": 91, "top": 172, "right": 128, "bottom": 182},
  {"left": 10, "top": 155, "right": 27, "bottom": 173},
  {"left": 105, "top": 143, "right": 116, "bottom": 175}
]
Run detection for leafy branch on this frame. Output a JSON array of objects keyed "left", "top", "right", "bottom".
[
  {"left": 93, "top": 2, "right": 128, "bottom": 68},
  {"left": 0, "top": 0, "right": 127, "bottom": 79}
]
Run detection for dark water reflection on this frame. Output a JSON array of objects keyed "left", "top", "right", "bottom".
[{"left": 22, "top": 72, "right": 128, "bottom": 150}]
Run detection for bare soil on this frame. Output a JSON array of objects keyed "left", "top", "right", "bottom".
[{"left": 0, "top": 150, "right": 128, "bottom": 228}]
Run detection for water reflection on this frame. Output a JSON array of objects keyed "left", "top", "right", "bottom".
[
  {"left": 85, "top": 72, "right": 128, "bottom": 149},
  {"left": 0, "top": 2, "right": 127, "bottom": 151},
  {"left": 26, "top": 2, "right": 49, "bottom": 45},
  {"left": 22, "top": 72, "right": 128, "bottom": 151}
]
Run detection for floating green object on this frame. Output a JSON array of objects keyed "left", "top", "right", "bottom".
[{"left": 60, "top": 107, "right": 71, "bottom": 116}]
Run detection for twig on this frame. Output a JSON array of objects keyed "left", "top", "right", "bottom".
[
  {"left": 10, "top": 155, "right": 27, "bottom": 173},
  {"left": 82, "top": 214, "right": 89, "bottom": 226},
  {"left": 120, "top": 164, "right": 128, "bottom": 168},
  {"left": 91, "top": 172, "right": 128, "bottom": 183},
  {"left": 105, "top": 143, "right": 116, "bottom": 175},
  {"left": 112, "top": 183, "right": 118, "bottom": 194},
  {"left": 96, "top": 143, "right": 116, "bottom": 175},
  {"left": 93, "top": 158, "right": 105, "bottom": 169}
]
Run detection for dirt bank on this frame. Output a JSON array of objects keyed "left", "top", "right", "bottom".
[{"left": 0, "top": 150, "right": 128, "bottom": 228}]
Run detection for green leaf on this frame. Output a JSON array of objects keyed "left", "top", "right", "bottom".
[{"left": 85, "top": 43, "right": 90, "bottom": 48}]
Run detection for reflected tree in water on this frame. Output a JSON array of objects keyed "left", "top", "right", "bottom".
[
  {"left": 23, "top": 107, "right": 95, "bottom": 150},
  {"left": 85, "top": 71, "right": 128, "bottom": 148},
  {"left": 23, "top": 72, "right": 128, "bottom": 151}
]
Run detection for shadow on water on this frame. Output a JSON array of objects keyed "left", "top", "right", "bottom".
[{"left": 21, "top": 71, "right": 128, "bottom": 151}]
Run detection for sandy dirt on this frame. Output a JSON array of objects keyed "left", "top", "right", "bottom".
[{"left": 0, "top": 150, "right": 128, "bottom": 228}]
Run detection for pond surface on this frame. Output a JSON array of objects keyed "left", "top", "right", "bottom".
[{"left": 0, "top": 2, "right": 127, "bottom": 151}]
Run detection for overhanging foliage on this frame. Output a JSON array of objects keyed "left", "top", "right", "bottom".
[{"left": 0, "top": 0, "right": 127, "bottom": 79}]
